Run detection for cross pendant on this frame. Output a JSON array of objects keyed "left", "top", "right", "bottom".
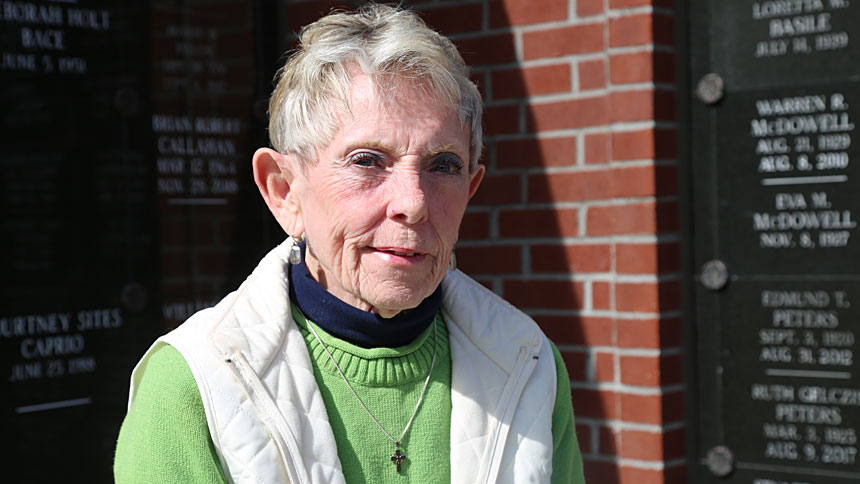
[{"left": 390, "top": 446, "right": 405, "bottom": 472}]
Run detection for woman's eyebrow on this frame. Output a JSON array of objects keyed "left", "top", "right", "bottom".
[
  {"left": 342, "top": 141, "right": 466, "bottom": 159},
  {"left": 426, "top": 144, "right": 466, "bottom": 157},
  {"left": 342, "top": 140, "right": 390, "bottom": 154}
]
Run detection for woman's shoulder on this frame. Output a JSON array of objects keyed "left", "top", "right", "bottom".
[
  {"left": 115, "top": 344, "right": 227, "bottom": 483},
  {"left": 131, "top": 344, "right": 202, "bottom": 410}
]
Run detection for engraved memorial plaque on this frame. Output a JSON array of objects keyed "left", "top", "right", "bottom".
[
  {"left": 688, "top": 1, "right": 860, "bottom": 482},
  {"left": 1, "top": 1, "right": 280, "bottom": 481}
]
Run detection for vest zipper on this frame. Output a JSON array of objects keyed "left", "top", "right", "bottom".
[
  {"left": 481, "top": 345, "right": 540, "bottom": 483},
  {"left": 227, "top": 353, "right": 304, "bottom": 484}
]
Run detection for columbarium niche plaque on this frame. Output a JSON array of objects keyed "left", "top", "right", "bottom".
[
  {"left": 688, "top": 1, "right": 860, "bottom": 483},
  {"left": 1, "top": 2, "right": 158, "bottom": 482},
  {"left": 1, "top": 1, "right": 279, "bottom": 482}
]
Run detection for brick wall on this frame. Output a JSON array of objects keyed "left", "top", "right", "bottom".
[{"left": 285, "top": 1, "right": 685, "bottom": 482}]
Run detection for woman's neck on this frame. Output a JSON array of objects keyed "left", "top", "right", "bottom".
[{"left": 288, "top": 249, "right": 441, "bottom": 348}]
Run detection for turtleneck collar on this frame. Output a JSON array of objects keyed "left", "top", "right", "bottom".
[{"left": 288, "top": 243, "right": 442, "bottom": 348}]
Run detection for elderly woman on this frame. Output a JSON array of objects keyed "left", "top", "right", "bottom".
[{"left": 115, "top": 4, "right": 584, "bottom": 483}]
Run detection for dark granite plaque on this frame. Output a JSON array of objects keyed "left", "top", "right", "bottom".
[
  {"left": 688, "top": 1, "right": 860, "bottom": 483},
  {"left": 1, "top": 1, "right": 281, "bottom": 481}
]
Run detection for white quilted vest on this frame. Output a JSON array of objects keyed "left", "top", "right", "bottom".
[{"left": 128, "top": 239, "right": 557, "bottom": 483}]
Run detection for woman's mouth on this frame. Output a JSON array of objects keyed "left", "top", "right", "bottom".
[{"left": 369, "top": 247, "right": 428, "bottom": 264}]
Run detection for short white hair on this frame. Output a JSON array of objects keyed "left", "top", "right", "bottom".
[{"left": 268, "top": 3, "right": 483, "bottom": 170}]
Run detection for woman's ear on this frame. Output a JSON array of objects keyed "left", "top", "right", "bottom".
[
  {"left": 467, "top": 163, "right": 485, "bottom": 200},
  {"left": 252, "top": 148, "right": 305, "bottom": 236}
]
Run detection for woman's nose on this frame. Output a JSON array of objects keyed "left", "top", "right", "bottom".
[{"left": 386, "top": 170, "right": 429, "bottom": 225}]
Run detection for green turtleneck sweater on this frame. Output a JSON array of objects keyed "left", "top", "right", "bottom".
[{"left": 114, "top": 310, "right": 584, "bottom": 483}]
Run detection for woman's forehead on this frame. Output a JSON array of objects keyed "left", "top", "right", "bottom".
[{"left": 331, "top": 74, "right": 467, "bottom": 145}]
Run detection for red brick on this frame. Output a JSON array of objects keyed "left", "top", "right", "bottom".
[
  {"left": 457, "top": 33, "right": 518, "bottom": 66},
  {"left": 473, "top": 277, "right": 496, "bottom": 291},
  {"left": 160, "top": 251, "right": 188, "bottom": 278},
  {"left": 610, "top": 164, "right": 674, "bottom": 197},
  {"left": 489, "top": 0, "right": 567, "bottom": 27},
  {"left": 470, "top": 71, "right": 487, "bottom": 98},
  {"left": 286, "top": 1, "right": 347, "bottom": 33},
  {"left": 529, "top": 170, "right": 608, "bottom": 203},
  {"left": 620, "top": 354, "right": 682, "bottom": 386},
  {"left": 503, "top": 279, "right": 585, "bottom": 310},
  {"left": 217, "top": 31, "right": 254, "bottom": 59},
  {"left": 197, "top": 250, "right": 228, "bottom": 276},
  {"left": 620, "top": 354, "right": 660, "bottom": 386},
  {"left": 596, "top": 352, "right": 615, "bottom": 382},
  {"left": 619, "top": 393, "right": 661, "bottom": 424},
  {"left": 653, "top": 13, "right": 675, "bottom": 45},
  {"left": 531, "top": 244, "right": 611, "bottom": 273},
  {"left": 572, "top": 388, "right": 619, "bottom": 420},
  {"left": 616, "top": 242, "right": 680, "bottom": 274},
  {"left": 496, "top": 137, "right": 576, "bottom": 168},
  {"left": 576, "top": 424, "right": 592, "bottom": 453},
  {"left": 583, "top": 460, "right": 621, "bottom": 484},
  {"left": 578, "top": 58, "right": 606, "bottom": 91},
  {"left": 535, "top": 315, "right": 615, "bottom": 346},
  {"left": 616, "top": 280, "right": 681, "bottom": 312},
  {"left": 620, "top": 390, "right": 684, "bottom": 424},
  {"left": 195, "top": 219, "right": 217, "bottom": 245},
  {"left": 620, "top": 465, "right": 687, "bottom": 484},
  {"left": 662, "top": 354, "right": 684, "bottom": 385},
  {"left": 224, "top": 60, "right": 254, "bottom": 90},
  {"left": 609, "top": 89, "right": 675, "bottom": 122},
  {"left": 617, "top": 318, "right": 660, "bottom": 348},
  {"left": 598, "top": 426, "right": 619, "bottom": 455},
  {"left": 593, "top": 281, "right": 611, "bottom": 310},
  {"left": 159, "top": 220, "right": 189, "bottom": 246},
  {"left": 471, "top": 173, "right": 521, "bottom": 204},
  {"left": 652, "top": 50, "right": 676, "bottom": 83},
  {"left": 617, "top": 317, "right": 681, "bottom": 349},
  {"left": 419, "top": 2, "right": 483, "bottom": 34},
  {"left": 609, "top": 13, "right": 673, "bottom": 47},
  {"left": 601, "top": 427, "right": 686, "bottom": 461},
  {"left": 522, "top": 23, "right": 605, "bottom": 60},
  {"left": 460, "top": 211, "right": 490, "bottom": 240},
  {"left": 455, "top": 245, "right": 522, "bottom": 274},
  {"left": 529, "top": 165, "right": 665, "bottom": 203},
  {"left": 587, "top": 201, "right": 678, "bottom": 236},
  {"left": 527, "top": 96, "right": 608, "bottom": 132},
  {"left": 577, "top": 0, "right": 605, "bottom": 16},
  {"left": 585, "top": 133, "right": 609, "bottom": 164},
  {"left": 484, "top": 104, "right": 520, "bottom": 135},
  {"left": 611, "top": 128, "right": 677, "bottom": 160},
  {"left": 216, "top": 220, "right": 235, "bottom": 245},
  {"left": 499, "top": 208, "right": 579, "bottom": 238},
  {"left": 493, "top": 64, "right": 572, "bottom": 99},
  {"left": 609, "top": 51, "right": 675, "bottom": 84},
  {"left": 560, "top": 350, "right": 588, "bottom": 381},
  {"left": 610, "top": 0, "right": 674, "bottom": 7}
]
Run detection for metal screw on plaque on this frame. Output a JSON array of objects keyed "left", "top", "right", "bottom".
[
  {"left": 701, "top": 259, "right": 729, "bottom": 291},
  {"left": 114, "top": 88, "right": 140, "bottom": 117},
  {"left": 696, "top": 73, "right": 724, "bottom": 105},
  {"left": 121, "top": 282, "right": 148, "bottom": 312},
  {"left": 705, "top": 445, "right": 734, "bottom": 478}
]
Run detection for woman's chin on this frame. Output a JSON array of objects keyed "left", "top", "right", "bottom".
[{"left": 363, "top": 285, "right": 434, "bottom": 318}]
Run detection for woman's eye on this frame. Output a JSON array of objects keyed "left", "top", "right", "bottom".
[
  {"left": 349, "top": 152, "right": 381, "bottom": 168},
  {"left": 432, "top": 154, "right": 464, "bottom": 174}
]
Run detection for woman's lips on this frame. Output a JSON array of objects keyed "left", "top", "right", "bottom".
[{"left": 369, "top": 247, "right": 428, "bottom": 265}]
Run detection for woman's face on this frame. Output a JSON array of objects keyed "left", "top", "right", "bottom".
[{"left": 291, "top": 73, "right": 484, "bottom": 318}]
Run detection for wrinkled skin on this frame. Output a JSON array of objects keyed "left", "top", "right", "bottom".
[{"left": 254, "top": 72, "right": 484, "bottom": 318}]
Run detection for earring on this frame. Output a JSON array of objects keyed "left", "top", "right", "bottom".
[
  {"left": 288, "top": 234, "right": 303, "bottom": 265},
  {"left": 449, "top": 249, "right": 457, "bottom": 271}
]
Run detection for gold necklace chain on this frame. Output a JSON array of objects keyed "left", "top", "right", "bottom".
[{"left": 305, "top": 317, "right": 438, "bottom": 473}]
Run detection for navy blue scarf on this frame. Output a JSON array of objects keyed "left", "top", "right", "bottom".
[{"left": 288, "top": 243, "right": 442, "bottom": 348}]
